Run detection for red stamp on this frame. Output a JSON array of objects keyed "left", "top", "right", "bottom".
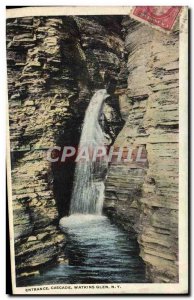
[{"left": 132, "top": 6, "right": 182, "bottom": 31}]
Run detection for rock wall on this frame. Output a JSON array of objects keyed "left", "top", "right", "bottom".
[
  {"left": 104, "top": 18, "right": 179, "bottom": 283},
  {"left": 7, "top": 16, "right": 126, "bottom": 278}
]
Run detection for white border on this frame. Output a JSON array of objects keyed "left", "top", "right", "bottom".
[{"left": 6, "top": 6, "right": 132, "bottom": 17}]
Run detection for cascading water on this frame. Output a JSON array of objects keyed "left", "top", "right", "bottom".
[
  {"left": 70, "top": 89, "right": 109, "bottom": 215},
  {"left": 17, "top": 90, "right": 146, "bottom": 287}
]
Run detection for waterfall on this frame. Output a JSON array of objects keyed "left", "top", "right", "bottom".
[
  {"left": 56, "top": 90, "right": 146, "bottom": 287},
  {"left": 70, "top": 89, "right": 109, "bottom": 215}
]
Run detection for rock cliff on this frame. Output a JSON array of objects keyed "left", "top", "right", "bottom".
[{"left": 104, "top": 17, "right": 179, "bottom": 283}]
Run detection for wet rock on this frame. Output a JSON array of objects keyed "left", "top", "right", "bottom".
[{"left": 27, "top": 236, "right": 37, "bottom": 242}]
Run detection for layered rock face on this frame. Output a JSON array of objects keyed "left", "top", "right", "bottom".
[
  {"left": 7, "top": 16, "right": 126, "bottom": 277},
  {"left": 104, "top": 18, "right": 179, "bottom": 282}
]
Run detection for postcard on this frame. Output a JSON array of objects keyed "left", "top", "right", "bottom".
[{"left": 6, "top": 6, "right": 188, "bottom": 295}]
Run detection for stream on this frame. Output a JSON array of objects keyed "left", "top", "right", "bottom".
[{"left": 17, "top": 215, "right": 146, "bottom": 286}]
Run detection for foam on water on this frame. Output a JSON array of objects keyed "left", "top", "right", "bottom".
[{"left": 59, "top": 214, "right": 106, "bottom": 228}]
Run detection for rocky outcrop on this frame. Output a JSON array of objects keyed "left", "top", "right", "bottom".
[
  {"left": 104, "top": 17, "right": 179, "bottom": 283},
  {"left": 7, "top": 16, "right": 126, "bottom": 278}
]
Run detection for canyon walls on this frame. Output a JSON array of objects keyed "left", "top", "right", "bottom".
[
  {"left": 7, "top": 14, "right": 179, "bottom": 284},
  {"left": 104, "top": 17, "right": 179, "bottom": 283}
]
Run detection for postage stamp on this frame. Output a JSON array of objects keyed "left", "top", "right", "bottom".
[{"left": 131, "top": 6, "right": 182, "bottom": 31}]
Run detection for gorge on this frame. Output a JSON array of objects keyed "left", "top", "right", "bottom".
[
  {"left": 7, "top": 14, "right": 179, "bottom": 285},
  {"left": 17, "top": 88, "right": 146, "bottom": 286}
]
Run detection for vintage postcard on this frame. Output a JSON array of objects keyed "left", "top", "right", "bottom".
[{"left": 6, "top": 6, "right": 188, "bottom": 295}]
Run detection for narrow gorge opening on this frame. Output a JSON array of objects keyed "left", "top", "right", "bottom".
[
  {"left": 57, "top": 90, "right": 146, "bottom": 284},
  {"left": 17, "top": 89, "right": 146, "bottom": 286}
]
